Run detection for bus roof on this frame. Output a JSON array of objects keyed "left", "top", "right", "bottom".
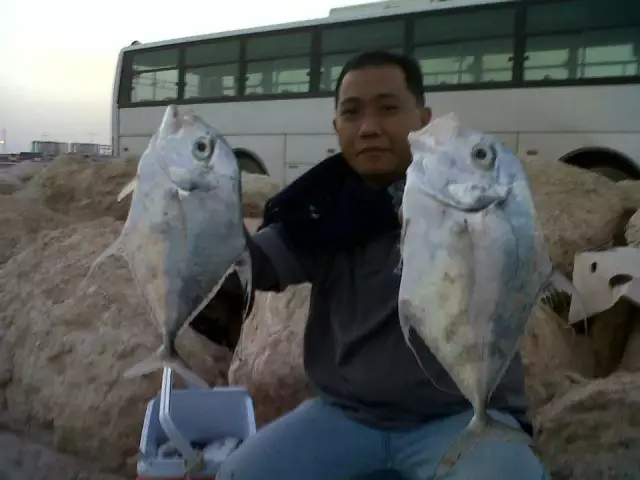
[{"left": 122, "top": 0, "right": 513, "bottom": 52}]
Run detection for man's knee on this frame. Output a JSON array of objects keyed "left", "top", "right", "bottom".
[
  {"left": 217, "top": 398, "right": 385, "bottom": 480},
  {"left": 447, "top": 413, "right": 547, "bottom": 480},
  {"left": 216, "top": 446, "right": 258, "bottom": 480}
]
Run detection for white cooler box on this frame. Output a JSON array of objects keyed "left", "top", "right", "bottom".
[{"left": 136, "top": 382, "right": 256, "bottom": 479}]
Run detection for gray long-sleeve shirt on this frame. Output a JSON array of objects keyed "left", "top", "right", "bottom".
[{"left": 246, "top": 222, "right": 530, "bottom": 431}]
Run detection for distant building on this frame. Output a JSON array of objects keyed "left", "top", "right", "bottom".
[
  {"left": 99, "top": 144, "right": 114, "bottom": 156},
  {"left": 70, "top": 142, "right": 101, "bottom": 155},
  {"left": 31, "top": 140, "right": 68, "bottom": 157}
]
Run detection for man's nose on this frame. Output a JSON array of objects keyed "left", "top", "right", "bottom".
[{"left": 357, "top": 114, "right": 383, "bottom": 138}]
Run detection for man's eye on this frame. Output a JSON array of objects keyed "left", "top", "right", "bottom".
[{"left": 381, "top": 105, "right": 399, "bottom": 112}]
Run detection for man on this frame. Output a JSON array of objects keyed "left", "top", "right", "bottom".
[{"left": 200, "top": 50, "right": 547, "bottom": 480}]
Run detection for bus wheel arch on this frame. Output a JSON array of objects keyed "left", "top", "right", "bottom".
[
  {"left": 559, "top": 147, "right": 640, "bottom": 182},
  {"left": 233, "top": 148, "right": 268, "bottom": 175}
]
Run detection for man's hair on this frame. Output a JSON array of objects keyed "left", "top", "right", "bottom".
[{"left": 334, "top": 50, "right": 426, "bottom": 108}]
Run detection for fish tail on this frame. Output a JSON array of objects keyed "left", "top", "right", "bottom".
[
  {"left": 122, "top": 346, "right": 209, "bottom": 388},
  {"left": 432, "top": 412, "right": 533, "bottom": 479}
]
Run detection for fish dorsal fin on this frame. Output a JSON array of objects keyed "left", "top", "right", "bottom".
[
  {"left": 408, "top": 112, "right": 460, "bottom": 151},
  {"left": 117, "top": 177, "right": 138, "bottom": 202}
]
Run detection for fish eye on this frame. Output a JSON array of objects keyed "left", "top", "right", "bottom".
[
  {"left": 192, "top": 136, "right": 214, "bottom": 161},
  {"left": 471, "top": 142, "right": 497, "bottom": 170}
]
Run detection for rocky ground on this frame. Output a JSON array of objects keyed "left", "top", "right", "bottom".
[{"left": 1, "top": 154, "right": 640, "bottom": 479}]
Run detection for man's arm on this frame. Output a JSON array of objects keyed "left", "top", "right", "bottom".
[
  {"left": 248, "top": 223, "right": 315, "bottom": 292},
  {"left": 189, "top": 223, "right": 315, "bottom": 348}
]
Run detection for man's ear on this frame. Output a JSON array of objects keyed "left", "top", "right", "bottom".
[
  {"left": 332, "top": 117, "right": 338, "bottom": 134},
  {"left": 419, "top": 107, "right": 432, "bottom": 128}
]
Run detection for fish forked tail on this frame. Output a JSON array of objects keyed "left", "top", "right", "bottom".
[
  {"left": 432, "top": 412, "right": 533, "bottom": 479},
  {"left": 122, "top": 345, "right": 209, "bottom": 389}
]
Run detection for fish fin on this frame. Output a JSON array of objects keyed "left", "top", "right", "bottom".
[
  {"left": 181, "top": 266, "right": 239, "bottom": 331},
  {"left": 76, "top": 238, "right": 125, "bottom": 294},
  {"left": 433, "top": 413, "right": 533, "bottom": 479},
  {"left": 117, "top": 177, "right": 137, "bottom": 202},
  {"left": 235, "top": 248, "right": 254, "bottom": 322},
  {"left": 122, "top": 346, "right": 209, "bottom": 388}
]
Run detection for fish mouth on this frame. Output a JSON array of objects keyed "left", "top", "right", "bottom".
[
  {"left": 168, "top": 166, "right": 216, "bottom": 193},
  {"left": 442, "top": 182, "right": 511, "bottom": 212}
]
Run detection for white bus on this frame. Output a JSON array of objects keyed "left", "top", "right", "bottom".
[{"left": 111, "top": 0, "right": 640, "bottom": 185}]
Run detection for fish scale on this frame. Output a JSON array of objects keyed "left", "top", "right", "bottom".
[{"left": 397, "top": 113, "right": 581, "bottom": 478}]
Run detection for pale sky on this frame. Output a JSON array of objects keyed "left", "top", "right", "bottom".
[{"left": 0, "top": 0, "right": 375, "bottom": 153}]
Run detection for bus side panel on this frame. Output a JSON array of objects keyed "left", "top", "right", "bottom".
[
  {"left": 517, "top": 133, "right": 640, "bottom": 166},
  {"left": 120, "top": 136, "right": 153, "bottom": 157},
  {"left": 225, "top": 134, "right": 286, "bottom": 184},
  {"left": 284, "top": 134, "right": 340, "bottom": 185}
]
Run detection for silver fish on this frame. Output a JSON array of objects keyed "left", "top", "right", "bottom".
[
  {"left": 397, "top": 113, "right": 578, "bottom": 478},
  {"left": 84, "top": 104, "right": 252, "bottom": 387}
]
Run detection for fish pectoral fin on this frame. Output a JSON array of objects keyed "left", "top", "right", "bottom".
[
  {"left": 433, "top": 413, "right": 533, "bottom": 479},
  {"left": 76, "top": 239, "right": 125, "bottom": 295},
  {"left": 122, "top": 346, "right": 209, "bottom": 389},
  {"left": 234, "top": 248, "right": 254, "bottom": 322},
  {"left": 117, "top": 177, "right": 138, "bottom": 202}
]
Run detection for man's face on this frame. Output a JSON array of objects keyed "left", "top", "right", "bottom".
[{"left": 333, "top": 65, "right": 431, "bottom": 188}]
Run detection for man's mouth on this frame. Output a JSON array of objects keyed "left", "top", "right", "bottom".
[{"left": 358, "top": 147, "right": 391, "bottom": 155}]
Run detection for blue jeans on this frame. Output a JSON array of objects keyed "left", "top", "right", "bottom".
[{"left": 217, "top": 398, "right": 548, "bottom": 480}]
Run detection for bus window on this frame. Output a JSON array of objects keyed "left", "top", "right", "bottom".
[
  {"left": 523, "top": 0, "right": 640, "bottom": 83},
  {"left": 525, "top": 0, "right": 640, "bottom": 35},
  {"left": 413, "top": 7, "right": 515, "bottom": 45},
  {"left": 579, "top": 29, "right": 640, "bottom": 78},
  {"left": 523, "top": 36, "right": 573, "bottom": 81},
  {"left": 319, "top": 20, "right": 404, "bottom": 91},
  {"left": 411, "top": 6, "right": 515, "bottom": 88},
  {"left": 415, "top": 38, "right": 514, "bottom": 86},
  {"left": 524, "top": 29, "right": 639, "bottom": 82},
  {"left": 184, "top": 40, "right": 241, "bottom": 99},
  {"left": 245, "top": 32, "right": 312, "bottom": 95},
  {"left": 129, "top": 48, "right": 179, "bottom": 102}
]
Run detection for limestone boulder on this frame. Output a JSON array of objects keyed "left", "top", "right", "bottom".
[
  {"left": 242, "top": 172, "right": 280, "bottom": 218},
  {"left": 228, "top": 284, "right": 313, "bottom": 427},
  {"left": 534, "top": 373, "right": 640, "bottom": 480},
  {"left": 3, "top": 160, "right": 48, "bottom": 184},
  {"left": 521, "top": 306, "right": 596, "bottom": 411},
  {"left": 0, "top": 219, "right": 233, "bottom": 475},
  {"left": 0, "top": 177, "right": 22, "bottom": 195},
  {"left": 15, "top": 154, "right": 139, "bottom": 222},
  {"left": 0, "top": 161, "right": 47, "bottom": 195},
  {"left": 0, "top": 197, "right": 72, "bottom": 267},
  {"left": 616, "top": 179, "right": 640, "bottom": 210},
  {"left": 625, "top": 209, "right": 640, "bottom": 247},
  {"left": 0, "top": 429, "right": 126, "bottom": 480},
  {"left": 522, "top": 158, "right": 629, "bottom": 276}
]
